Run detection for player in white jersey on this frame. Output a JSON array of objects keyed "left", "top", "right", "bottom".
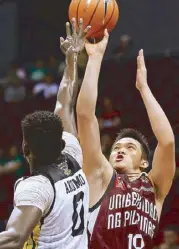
[{"left": 0, "top": 20, "right": 90, "bottom": 249}]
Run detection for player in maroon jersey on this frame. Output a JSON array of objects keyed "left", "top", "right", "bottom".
[{"left": 76, "top": 30, "right": 175, "bottom": 248}]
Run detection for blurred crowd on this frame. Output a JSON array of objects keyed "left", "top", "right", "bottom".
[
  {"left": 154, "top": 227, "right": 179, "bottom": 249},
  {"left": 0, "top": 56, "right": 64, "bottom": 102}
]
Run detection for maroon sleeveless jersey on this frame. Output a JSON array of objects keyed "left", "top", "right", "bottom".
[{"left": 88, "top": 172, "right": 158, "bottom": 249}]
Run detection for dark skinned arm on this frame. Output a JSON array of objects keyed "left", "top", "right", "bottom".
[
  {"left": 0, "top": 206, "right": 42, "bottom": 249},
  {"left": 54, "top": 47, "right": 79, "bottom": 137},
  {"left": 54, "top": 19, "right": 90, "bottom": 138}
]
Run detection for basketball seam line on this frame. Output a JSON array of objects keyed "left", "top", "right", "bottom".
[
  {"left": 86, "top": 0, "right": 101, "bottom": 28},
  {"left": 77, "top": 0, "right": 83, "bottom": 28},
  {"left": 104, "top": 0, "right": 108, "bottom": 19},
  {"left": 90, "top": 0, "right": 116, "bottom": 37}
]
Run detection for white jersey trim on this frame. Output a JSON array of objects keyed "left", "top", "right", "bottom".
[{"left": 62, "top": 132, "right": 82, "bottom": 167}]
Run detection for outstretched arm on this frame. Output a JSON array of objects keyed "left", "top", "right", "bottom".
[
  {"left": 54, "top": 48, "right": 78, "bottom": 137},
  {"left": 54, "top": 22, "right": 79, "bottom": 137},
  {"left": 54, "top": 19, "right": 90, "bottom": 138},
  {"left": 136, "top": 50, "right": 175, "bottom": 199},
  {"left": 76, "top": 30, "right": 113, "bottom": 181}
]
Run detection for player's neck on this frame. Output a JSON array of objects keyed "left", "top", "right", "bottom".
[
  {"left": 29, "top": 158, "right": 42, "bottom": 173},
  {"left": 127, "top": 173, "right": 142, "bottom": 181},
  {"left": 29, "top": 157, "right": 58, "bottom": 173},
  {"left": 117, "top": 168, "right": 142, "bottom": 180}
]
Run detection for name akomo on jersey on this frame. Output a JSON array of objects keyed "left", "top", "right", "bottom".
[{"left": 14, "top": 132, "right": 89, "bottom": 249}]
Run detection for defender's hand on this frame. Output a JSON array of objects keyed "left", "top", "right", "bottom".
[
  {"left": 60, "top": 18, "right": 91, "bottom": 54},
  {"left": 65, "top": 46, "right": 78, "bottom": 68},
  {"left": 85, "top": 29, "right": 109, "bottom": 58},
  {"left": 136, "top": 49, "right": 148, "bottom": 91}
]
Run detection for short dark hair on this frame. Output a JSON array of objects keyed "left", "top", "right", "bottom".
[
  {"left": 22, "top": 111, "right": 64, "bottom": 164},
  {"left": 112, "top": 128, "right": 150, "bottom": 161}
]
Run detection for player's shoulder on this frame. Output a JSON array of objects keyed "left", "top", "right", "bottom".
[
  {"left": 14, "top": 175, "right": 52, "bottom": 192},
  {"left": 19, "top": 174, "right": 51, "bottom": 183},
  {"left": 62, "top": 131, "right": 83, "bottom": 167}
]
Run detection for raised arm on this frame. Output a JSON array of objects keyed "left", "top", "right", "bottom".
[
  {"left": 136, "top": 50, "right": 175, "bottom": 200},
  {"left": 54, "top": 19, "right": 91, "bottom": 138},
  {"left": 54, "top": 21, "right": 79, "bottom": 137},
  {"left": 76, "top": 30, "right": 113, "bottom": 180}
]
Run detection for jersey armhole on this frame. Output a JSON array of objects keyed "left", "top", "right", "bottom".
[
  {"left": 146, "top": 172, "right": 158, "bottom": 200},
  {"left": 14, "top": 176, "right": 29, "bottom": 191},
  {"left": 31, "top": 170, "right": 56, "bottom": 225},
  {"left": 89, "top": 170, "right": 116, "bottom": 213},
  {"left": 147, "top": 173, "right": 155, "bottom": 188},
  {"left": 14, "top": 173, "right": 56, "bottom": 225},
  {"left": 146, "top": 172, "right": 160, "bottom": 222}
]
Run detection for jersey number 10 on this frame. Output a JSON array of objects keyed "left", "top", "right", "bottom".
[
  {"left": 72, "top": 191, "right": 85, "bottom": 237},
  {"left": 128, "top": 234, "right": 144, "bottom": 249}
]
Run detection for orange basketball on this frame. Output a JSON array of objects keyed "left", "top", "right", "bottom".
[{"left": 69, "top": 0, "right": 119, "bottom": 39}]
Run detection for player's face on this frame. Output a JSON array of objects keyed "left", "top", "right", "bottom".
[{"left": 109, "top": 137, "right": 143, "bottom": 173}]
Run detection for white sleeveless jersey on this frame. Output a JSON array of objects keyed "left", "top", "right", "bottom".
[
  {"left": 14, "top": 132, "right": 89, "bottom": 249},
  {"left": 37, "top": 164, "right": 89, "bottom": 249}
]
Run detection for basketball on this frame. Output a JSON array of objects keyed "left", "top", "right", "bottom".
[{"left": 69, "top": 0, "right": 119, "bottom": 39}]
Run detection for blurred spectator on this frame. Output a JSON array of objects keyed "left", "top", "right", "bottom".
[
  {"left": 98, "top": 97, "right": 121, "bottom": 131},
  {"left": 48, "top": 56, "right": 59, "bottom": 78},
  {"left": 158, "top": 245, "right": 169, "bottom": 249},
  {"left": 33, "top": 74, "right": 58, "bottom": 99},
  {"left": 4, "top": 81, "right": 26, "bottom": 103},
  {"left": 155, "top": 228, "right": 179, "bottom": 249},
  {"left": 8, "top": 62, "right": 27, "bottom": 81},
  {"left": 112, "top": 34, "right": 132, "bottom": 63},
  {"left": 0, "top": 62, "right": 26, "bottom": 86},
  {"left": 101, "top": 134, "right": 113, "bottom": 159},
  {"left": 0, "top": 145, "right": 24, "bottom": 179},
  {"left": 78, "top": 49, "right": 88, "bottom": 70},
  {"left": 0, "top": 149, "right": 6, "bottom": 166},
  {"left": 58, "top": 61, "right": 66, "bottom": 77},
  {"left": 30, "top": 59, "right": 47, "bottom": 81},
  {"left": 8, "top": 145, "right": 24, "bottom": 179},
  {"left": 16, "top": 67, "right": 27, "bottom": 80}
]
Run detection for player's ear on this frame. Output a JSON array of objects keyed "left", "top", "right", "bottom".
[
  {"left": 23, "top": 142, "right": 30, "bottom": 158},
  {"left": 140, "top": 159, "right": 149, "bottom": 170},
  {"left": 61, "top": 139, "right": 66, "bottom": 151}
]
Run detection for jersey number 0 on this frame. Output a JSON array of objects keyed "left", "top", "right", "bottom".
[{"left": 72, "top": 191, "right": 85, "bottom": 237}]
